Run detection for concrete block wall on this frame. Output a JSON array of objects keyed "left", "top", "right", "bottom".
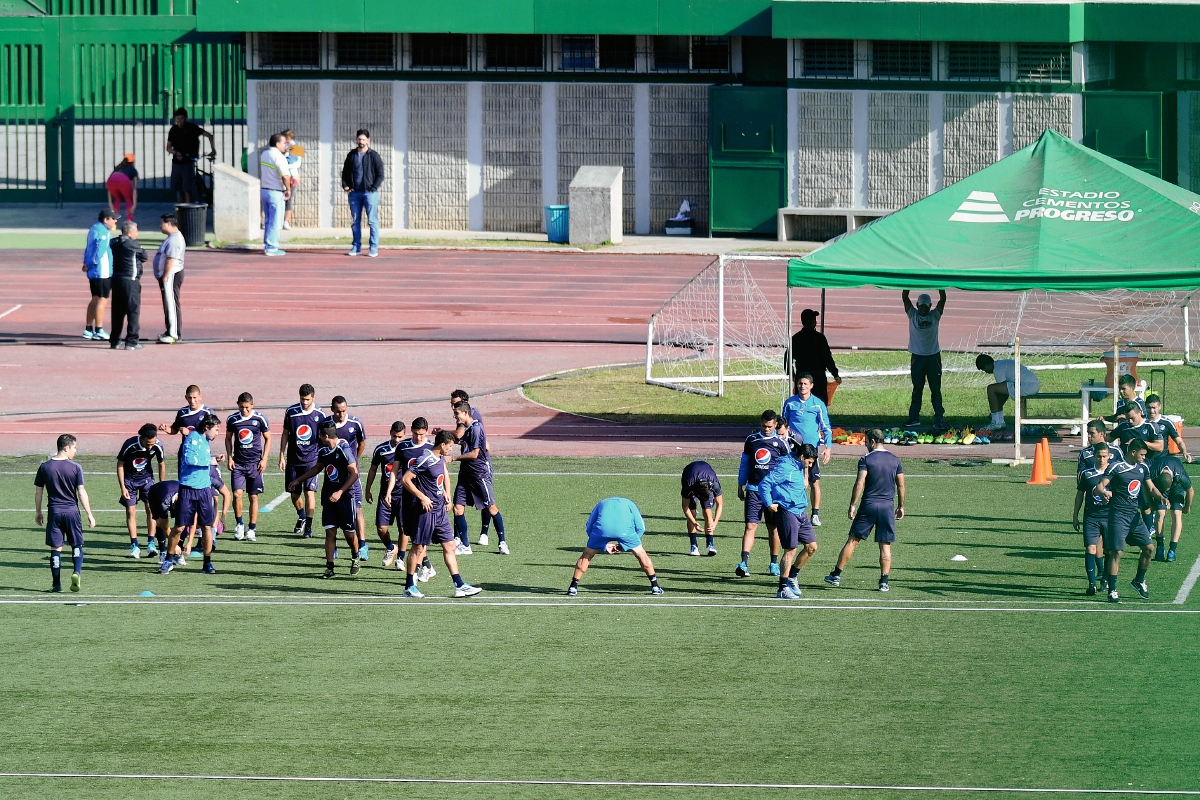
[
  {"left": 483, "top": 83, "right": 543, "bottom": 233},
  {"left": 558, "top": 84, "right": 637, "bottom": 233},
  {"left": 1013, "top": 94, "right": 1072, "bottom": 150},
  {"left": 943, "top": 93, "right": 998, "bottom": 186},
  {"left": 408, "top": 83, "right": 469, "bottom": 230},
  {"left": 794, "top": 90, "right": 853, "bottom": 208},
  {"left": 868, "top": 92, "right": 929, "bottom": 209},
  {"left": 333, "top": 82, "right": 394, "bottom": 229},
  {"left": 254, "top": 81, "right": 320, "bottom": 227},
  {"left": 649, "top": 84, "right": 708, "bottom": 234}
]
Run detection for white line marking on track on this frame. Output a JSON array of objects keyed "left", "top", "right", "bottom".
[
  {"left": 0, "top": 772, "right": 1195, "bottom": 794},
  {"left": 259, "top": 492, "right": 291, "bottom": 513},
  {"left": 1173, "top": 552, "right": 1200, "bottom": 605},
  {"left": 0, "top": 304, "right": 22, "bottom": 321}
]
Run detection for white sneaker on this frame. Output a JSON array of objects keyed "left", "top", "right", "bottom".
[
  {"left": 176, "top": 555, "right": 187, "bottom": 567},
  {"left": 157, "top": 334, "right": 177, "bottom": 344},
  {"left": 416, "top": 564, "right": 435, "bottom": 582},
  {"left": 498, "top": 541, "right": 510, "bottom": 555},
  {"left": 281, "top": 221, "right": 292, "bottom": 230},
  {"left": 811, "top": 514, "right": 822, "bottom": 527},
  {"left": 689, "top": 544, "right": 700, "bottom": 556},
  {"left": 245, "top": 529, "right": 257, "bottom": 542},
  {"left": 455, "top": 543, "right": 473, "bottom": 555},
  {"left": 478, "top": 533, "right": 489, "bottom": 547},
  {"left": 233, "top": 523, "right": 245, "bottom": 541},
  {"left": 346, "top": 249, "right": 360, "bottom": 257},
  {"left": 454, "top": 583, "right": 482, "bottom": 597}
]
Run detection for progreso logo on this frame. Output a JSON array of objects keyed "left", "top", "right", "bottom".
[{"left": 950, "top": 188, "right": 1139, "bottom": 224}]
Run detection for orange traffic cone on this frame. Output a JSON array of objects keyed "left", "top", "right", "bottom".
[
  {"left": 1041, "top": 438, "right": 1059, "bottom": 479},
  {"left": 1027, "top": 438, "right": 1052, "bottom": 485}
]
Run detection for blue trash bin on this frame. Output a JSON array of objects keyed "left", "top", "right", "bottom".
[{"left": 545, "top": 205, "right": 569, "bottom": 243}]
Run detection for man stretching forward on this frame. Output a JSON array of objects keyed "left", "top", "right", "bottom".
[
  {"left": 34, "top": 435, "right": 96, "bottom": 592},
  {"left": 681, "top": 460, "right": 723, "bottom": 556},
  {"left": 568, "top": 497, "right": 662, "bottom": 597},
  {"left": 826, "top": 429, "right": 904, "bottom": 592}
]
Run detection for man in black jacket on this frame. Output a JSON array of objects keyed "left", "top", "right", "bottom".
[
  {"left": 108, "top": 220, "right": 148, "bottom": 350},
  {"left": 789, "top": 308, "right": 840, "bottom": 407},
  {"left": 341, "top": 129, "right": 385, "bottom": 258}
]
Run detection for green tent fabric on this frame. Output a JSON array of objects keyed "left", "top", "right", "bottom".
[{"left": 789, "top": 130, "right": 1200, "bottom": 292}]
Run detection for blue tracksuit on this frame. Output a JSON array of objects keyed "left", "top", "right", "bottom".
[
  {"left": 180, "top": 430, "right": 212, "bottom": 490},
  {"left": 84, "top": 221, "right": 113, "bottom": 280},
  {"left": 782, "top": 393, "right": 832, "bottom": 449},
  {"left": 757, "top": 456, "right": 810, "bottom": 517}
]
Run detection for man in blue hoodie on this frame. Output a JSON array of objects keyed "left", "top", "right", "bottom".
[
  {"left": 759, "top": 442, "right": 819, "bottom": 600},
  {"left": 82, "top": 209, "right": 117, "bottom": 340},
  {"left": 162, "top": 413, "right": 224, "bottom": 575}
]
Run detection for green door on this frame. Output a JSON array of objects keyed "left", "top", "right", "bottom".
[
  {"left": 709, "top": 86, "right": 786, "bottom": 235},
  {"left": 1083, "top": 93, "right": 1162, "bottom": 178}
]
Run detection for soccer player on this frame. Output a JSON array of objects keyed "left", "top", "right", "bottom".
[
  {"left": 568, "top": 497, "right": 662, "bottom": 597},
  {"left": 116, "top": 423, "right": 166, "bottom": 558},
  {"left": 782, "top": 372, "right": 832, "bottom": 525},
  {"left": 325, "top": 395, "right": 368, "bottom": 558},
  {"left": 1104, "top": 375, "right": 1146, "bottom": 424},
  {"left": 365, "top": 421, "right": 405, "bottom": 567},
  {"left": 288, "top": 421, "right": 361, "bottom": 579},
  {"left": 759, "top": 442, "right": 819, "bottom": 600},
  {"left": 736, "top": 410, "right": 789, "bottom": 577},
  {"left": 451, "top": 402, "right": 508, "bottom": 555},
  {"left": 1097, "top": 439, "right": 1165, "bottom": 603},
  {"left": 450, "top": 389, "right": 492, "bottom": 543},
  {"left": 1072, "top": 442, "right": 1111, "bottom": 595},
  {"left": 161, "top": 413, "right": 223, "bottom": 575},
  {"left": 225, "top": 392, "right": 271, "bottom": 542},
  {"left": 681, "top": 460, "right": 723, "bottom": 556},
  {"left": 159, "top": 384, "right": 215, "bottom": 470},
  {"left": 1078, "top": 420, "right": 1123, "bottom": 472},
  {"left": 147, "top": 479, "right": 180, "bottom": 564},
  {"left": 279, "top": 384, "right": 324, "bottom": 537},
  {"left": 1110, "top": 403, "right": 1163, "bottom": 521},
  {"left": 385, "top": 417, "right": 437, "bottom": 581},
  {"left": 401, "top": 430, "right": 483, "bottom": 598},
  {"left": 34, "top": 434, "right": 96, "bottom": 593},
  {"left": 826, "top": 428, "right": 905, "bottom": 592},
  {"left": 1146, "top": 394, "right": 1191, "bottom": 464},
  {"left": 1151, "top": 456, "right": 1193, "bottom": 563}
]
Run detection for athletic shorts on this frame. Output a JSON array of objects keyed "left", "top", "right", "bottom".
[
  {"left": 454, "top": 468, "right": 495, "bottom": 510},
  {"left": 375, "top": 495, "right": 401, "bottom": 529},
  {"left": 45, "top": 509, "right": 84, "bottom": 549},
  {"left": 120, "top": 476, "right": 154, "bottom": 507},
  {"left": 170, "top": 160, "right": 196, "bottom": 194},
  {"left": 744, "top": 489, "right": 774, "bottom": 526},
  {"left": 1162, "top": 490, "right": 1187, "bottom": 512},
  {"left": 176, "top": 485, "right": 215, "bottom": 528},
  {"left": 89, "top": 277, "right": 112, "bottom": 298},
  {"left": 683, "top": 483, "right": 719, "bottom": 510},
  {"left": 1105, "top": 509, "right": 1151, "bottom": 552},
  {"left": 287, "top": 461, "right": 318, "bottom": 493},
  {"left": 849, "top": 500, "right": 896, "bottom": 543},
  {"left": 322, "top": 495, "right": 356, "bottom": 531},
  {"left": 404, "top": 505, "right": 454, "bottom": 546},
  {"left": 1081, "top": 514, "right": 1106, "bottom": 547},
  {"left": 209, "top": 465, "right": 225, "bottom": 491},
  {"left": 776, "top": 509, "right": 816, "bottom": 550},
  {"left": 149, "top": 491, "right": 176, "bottom": 521},
  {"left": 586, "top": 530, "right": 643, "bottom": 553},
  {"left": 807, "top": 460, "right": 821, "bottom": 483},
  {"left": 351, "top": 478, "right": 363, "bottom": 505},
  {"left": 230, "top": 464, "right": 264, "bottom": 495}
]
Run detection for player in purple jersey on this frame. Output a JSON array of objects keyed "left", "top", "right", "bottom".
[
  {"left": 279, "top": 384, "right": 325, "bottom": 537},
  {"left": 225, "top": 391, "right": 271, "bottom": 543},
  {"left": 116, "top": 422, "right": 166, "bottom": 559},
  {"left": 325, "top": 395, "right": 369, "bottom": 558},
  {"left": 401, "top": 430, "right": 482, "bottom": 598},
  {"left": 681, "top": 460, "right": 723, "bottom": 556},
  {"left": 451, "top": 403, "right": 508, "bottom": 555},
  {"left": 826, "top": 429, "right": 906, "bottom": 592},
  {"left": 365, "top": 421, "right": 405, "bottom": 568},
  {"left": 34, "top": 434, "right": 96, "bottom": 592},
  {"left": 384, "top": 417, "right": 436, "bottom": 581},
  {"left": 1097, "top": 439, "right": 1165, "bottom": 602},
  {"left": 451, "top": 389, "right": 492, "bottom": 541},
  {"left": 158, "top": 384, "right": 215, "bottom": 468},
  {"left": 736, "top": 410, "right": 789, "bottom": 577},
  {"left": 288, "top": 421, "right": 362, "bottom": 579}
]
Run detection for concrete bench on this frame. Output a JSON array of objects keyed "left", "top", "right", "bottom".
[{"left": 777, "top": 207, "right": 891, "bottom": 243}]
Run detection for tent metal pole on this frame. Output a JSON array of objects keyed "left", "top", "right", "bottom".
[
  {"left": 1113, "top": 336, "right": 1120, "bottom": 415},
  {"left": 1013, "top": 336, "right": 1022, "bottom": 464},
  {"left": 645, "top": 316, "right": 655, "bottom": 383},
  {"left": 717, "top": 257, "right": 725, "bottom": 398},
  {"left": 1184, "top": 300, "right": 1192, "bottom": 364},
  {"left": 820, "top": 288, "right": 825, "bottom": 333}
]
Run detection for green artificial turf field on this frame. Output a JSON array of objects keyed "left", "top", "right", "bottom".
[{"left": 1, "top": 455, "right": 1198, "bottom": 799}]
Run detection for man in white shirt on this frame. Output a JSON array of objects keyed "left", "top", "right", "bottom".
[
  {"left": 976, "top": 353, "right": 1039, "bottom": 430},
  {"left": 259, "top": 133, "right": 293, "bottom": 257},
  {"left": 902, "top": 290, "right": 947, "bottom": 431},
  {"left": 154, "top": 214, "right": 186, "bottom": 344}
]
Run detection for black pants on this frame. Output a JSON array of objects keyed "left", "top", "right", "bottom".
[
  {"left": 909, "top": 353, "right": 945, "bottom": 421},
  {"left": 159, "top": 271, "right": 183, "bottom": 339},
  {"left": 108, "top": 278, "right": 141, "bottom": 346}
]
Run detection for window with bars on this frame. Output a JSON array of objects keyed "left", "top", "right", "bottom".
[
  {"left": 1186, "top": 44, "right": 1200, "bottom": 81},
  {"left": 945, "top": 42, "right": 1000, "bottom": 80},
  {"left": 259, "top": 33, "right": 321, "bottom": 69},
  {"left": 410, "top": 33, "right": 469, "bottom": 70},
  {"left": 801, "top": 39, "right": 854, "bottom": 78},
  {"left": 871, "top": 41, "right": 931, "bottom": 79},
  {"left": 1016, "top": 43, "right": 1071, "bottom": 82},
  {"left": 599, "top": 35, "right": 637, "bottom": 70},
  {"left": 561, "top": 35, "right": 596, "bottom": 70},
  {"left": 485, "top": 34, "right": 544, "bottom": 70},
  {"left": 691, "top": 36, "right": 729, "bottom": 71},
  {"left": 336, "top": 34, "right": 395, "bottom": 69},
  {"left": 653, "top": 36, "right": 690, "bottom": 71}
]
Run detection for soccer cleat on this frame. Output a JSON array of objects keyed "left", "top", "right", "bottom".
[
  {"left": 70, "top": 573, "right": 81, "bottom": 592},
  {"left": 147, "top": 540, "right": 158, "bottom": 556},
  {"left": 1131, "top": 579, "right": 1149, "bottom": 599},
  {"left": 321, "top": 566, "right": 336, "bottom": 579},
  {"left": 1167, "top": 550, "right": 1177, "bottom": 563},
  {"left": 689, "top": 544, "right": 700, "bottom": 556},
  {"left": 735, "top": 561, "right": 749, "bottom": 578},
  {"left": 788, "top": 578, "right": 801, "bottom": 595},
  {"left": 234, "top": 523, "right": 245, "bottom": 541},
  {"left": 1086, "top": 583, "right": 1098, "bottom": 596},
  {"left": 454, "top": 583, "right": 483, "bottom": 598},
  {"left": 292, "top": 519, "right": 305, "bottom": 536},
  {"left": 416, "top": 564, "right": 435, "bottom": 582},
  {"left": 824, "top": 574, "right": 841, "bottom": 587},
  {"left": 1108, "top": 590, "right": 1120, "bottom": 603},
  {"left": 768, "top": 562, "right": 781, "bottom": 577},
  {"left": 878, "top": 580, "right": 890, "bottom": 592},
  {"left": 777, "top": 585, "right": 800, "bottom": 600},
  {"left": 567, "top": 585, "right": 578, "bottom": 596},
  {"left": 245, "top": 529, "right": 256, "bottom": 543},
  {"left": 706, "top": 544, "right": 717, "bottom": 557},
  {"left": 127, "top": 343, "right": 144, "bottom": 350},
  {"left": 404, "top": 585, "right": 424, "bottom": 598},
  {"left": 359, "top": 543, "right": 370, "bottom": 562},
  {"left": 382, "top": 546, "right": 398, "bottom": 568},
  {"left": 478, "top": 533, "right": 489, "bottom": 547},
  {"left": 159, "top": 559, "right": 174, "bottom": 575},
  {"left": 82, "top": 329, "right": 95, "bottom": 340},
  {"left": 350, "top": 557, "right": 361, "bottom": 576},
  {"left": 302, "top": 528, "right": 313, "bottom": 539},
  {"left": 346, "top": 249, "right": 360, "bottom": 257},
  {"left": 811, "top": 514, "right": 822, "bottom": 527},
  {"left": 455, "top": 543, "right": 473, "bottom": 556},
  {"left": 157, "top": 334, "right": 177, "bottom": 344},
  {"left": 129, "top": 543, "right": 141, "bottom": 558},
  {"left": 498, "top": 541, "right": 510, "bottom": 555},
  {"left": 176, "top": 555, "right": 187, "bottom": 567},
  {"left": 650, "top": 585, "right": 664, "bottom": 596},
  {"left": 202, "top": 562, "right": 217, "bottom": 574}
]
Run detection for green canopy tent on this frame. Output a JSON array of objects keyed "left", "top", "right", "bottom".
[{"left": 784, "top": 129, "right": 1200, "bottom": 461}]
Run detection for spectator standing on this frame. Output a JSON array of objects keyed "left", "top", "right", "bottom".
[
  {"left": 166, "top": 108, "right": 216, "bottom": 203},
  {"left": 341, "top": 129, "right": 384, "bottom": 258},
  {"left": 282, "top": 129, "right": 302, "bottom": 231},
  {"left": 108, "top": 220, "right": 147, "bottom": 350},
  {"left": 82, "top": 209, "right": 117, "bottom": 340},
  {"left": 259, "top": 133, "right": 293, "bottom": 257},
  {"left": 789, "top": 308, "right": 840, "bottom": 407},
  {"left": 106, "top": 153, "right": 139, "bottom": 221},
  {"left": 154, "top": 214, "right": 186, "bottom": 344},
  {"left": 902, "top": 290, "right": 947, "bottom": 431}
]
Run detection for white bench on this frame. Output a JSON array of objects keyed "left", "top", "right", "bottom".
[{"left": 777, "top": 207, "right": 891, "bottom": 243}]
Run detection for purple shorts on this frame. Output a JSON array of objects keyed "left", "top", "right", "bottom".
[
  {"left": 322, "top": 495, "right": 355, "bottom": 531},
  {"left": 453, "top": 468, "right": 495, "bottom": 510},
  {"left": 120, "top": 476, "right": 154, "bottom": 507},
  {"left": 231, "top": 464, "right": 264, "bottom": 495},
  {"left": 375, "top": 495, "right": 401, "bottom": 529},
  {"left": 743, "top": 489, "right": 774, "bottom": 526},
  {"left": 287, "top": 461, "right": 317, "bottom": 493},
  {"left": 209, "top": 465, "right": 225, "bottom": 491},
  {"left": 176, "top": 485, "right": 215, "bottom": 528},
  {"left": 404, "top": 504, "right": 454, "bottom": 546},
  {"left": 777, "top": 509, "right": 816, "bottom": 550},
  {"left": 849, "top": 500, "right": 896, "bottom": 543},
  {"left": 45, "top": 509, "right": 84, "bottom": 549}
]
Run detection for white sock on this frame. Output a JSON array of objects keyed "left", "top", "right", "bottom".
[{"left": 991, "top": 411, "right": 1004, "bottom": 426}]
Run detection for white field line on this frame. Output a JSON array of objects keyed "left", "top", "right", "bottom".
[
  {"left": 0, "top": 304, "right": 22, "bottom": 321},
  {"left": 0, "top": 472, "right": 1015, "bottom": 479},
  {"left": 259, "top": 492, "right": 291, "bottom": 513},
  {"left": 1173, "top": 552, "right": 1200, "bottom": 605},
  {"left": 0, "top": 772, "right": 1196, "bottom": 794}
]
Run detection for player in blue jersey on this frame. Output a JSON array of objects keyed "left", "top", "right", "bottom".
[
  {"left": 288, "top": 421, "right": 362, "bottom": 579},
  {"left": 325, "top": 395, "right": 369, "bottom": 559},
  {"left": 759, "top": 441, "right": 819, "bottom": 600},
  {"left": 451, "top": 389, "right": 493, "bottom": 545},
  {"left": 147, "top": 479, "right": 180, "bottom": 566},
  {"left": 736, "top": 410, "right": 789, "bottom": 577},
  {"left": 401, "top": 430, "right": 483, "bottom": 598},
  {"left": 681, "top": 460, "right": 723, "bottom": 556},
  {"left": 826, "top": 429, "right": 905, "bottom": 592},
  {"left": 385, "top": 417, "right": 437, "bottom": 582},
  {"left": 116, "top": 422, "right": 166, "bottom": 559},
  {"left": 451, "top": 402, "right": 508, "bottom": 555},
  {"left": 1146, "top": 395, "right": 1190, "bottom": 464},
  {"left": 568, "top": 497, "right": 662, "bottom": 596},
  {"left": 781, "top": 372, "right": 833, "bottom": 526},
  {"left": 364, "top": 421, "right": 405, "bottom": 568},
  {"left": 1097, "top": 439, "right": 1165, "bottom": 602},
  {"left": 279, "top": 384, "right": 324, "bottom": 537},
  {"left": 1151, "top": 455, "right": 1193, "bottom": 563},
  {"left": 158, "top": 384, "right": 215, "bottom": 470},
  {"left": 34, "top": 434, "right": 96, "bottom": 592},
  {"left": 1078, "top": 420, "right": 1123, "bottom": 472},
  {"left": 225, "top": 391, "right": 271, "bottom": 543},
  {"left": 161, "top": 413, "right": 224, "bottom": 575},
  {"left": 1073, "top": 443, "right": 1111, "bottom": 594}
]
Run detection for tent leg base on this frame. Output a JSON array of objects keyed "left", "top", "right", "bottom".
[{"left": 992, "top": 458, "right": 1035, "bottom": 466}]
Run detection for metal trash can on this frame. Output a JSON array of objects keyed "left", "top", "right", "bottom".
[
  {"left": 174, "top": 203, "right": 208, "bottom": 247},
  {"left": 545, "top": 204, "right": 569, "bottom": 243}
]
